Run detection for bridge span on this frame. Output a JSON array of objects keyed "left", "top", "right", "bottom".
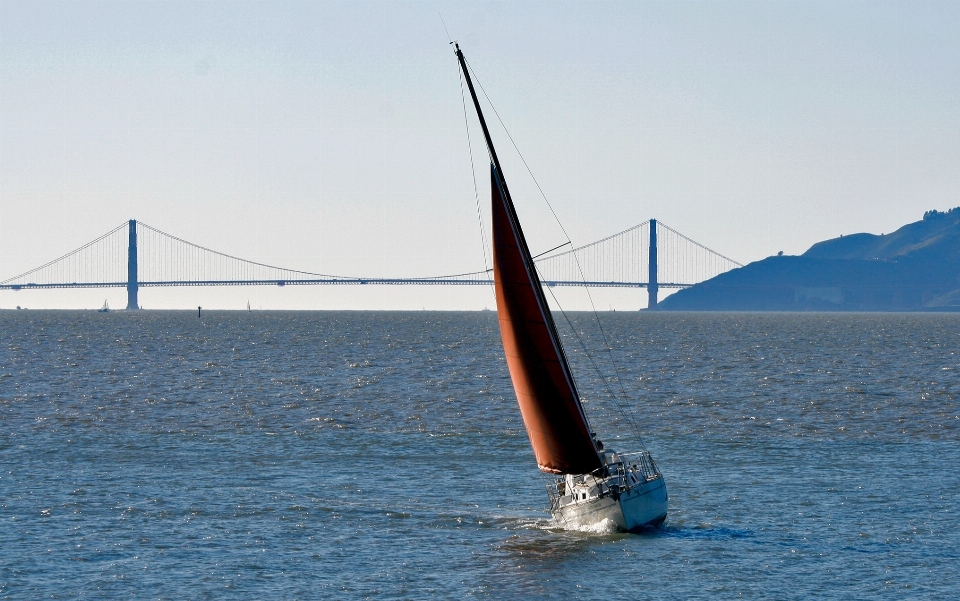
[{"left": 1, "top": 219, "right": 740, "bottom": 309}]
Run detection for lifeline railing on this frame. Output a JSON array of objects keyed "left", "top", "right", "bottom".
[
  {"left": 543, "top": 450, "right": 662, "bottom": 513},
  {"left": 617, "top": 450, "right": 662, "bottom": 482}
]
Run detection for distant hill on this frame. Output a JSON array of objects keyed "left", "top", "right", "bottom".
[{"left": 658, "top": 208, "right": 960, "bottom": 311}]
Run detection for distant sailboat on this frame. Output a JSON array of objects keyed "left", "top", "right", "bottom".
[
  {"left": 454, "top": 44, "right": 667, "bottom": 531},
  {"left": 98, "top": 300, "right": 110, "bottom": 313},
  {"left": 247, "top": 300, "right": 251, "bottom": 312}
]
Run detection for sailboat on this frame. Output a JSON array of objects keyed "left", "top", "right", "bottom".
[
  {"left": 455, "top": 44, "right": 667, "bottom": 531},
  {"left": 98, "top": 300, "right": 110, "bottom": 313}
]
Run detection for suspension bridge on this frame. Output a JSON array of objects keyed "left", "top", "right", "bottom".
[{"left": 0, "top": 219, "right": 741, "bottom": 309}]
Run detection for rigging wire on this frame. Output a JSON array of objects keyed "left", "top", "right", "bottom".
[
  {"left": 542, "top": 277, "right": 646, "bottom": 449},
  {"left": 447, "top": 22, "right": 494, "bottom": 302},
  {"left": 439, "top": 14, "right": 453, "bottom": 44},
  {"left": 457, "top": 62, "right": 493, "bottom": 287},
  {"left": 464, "top": 58, "right": 569, "bottom": 239},
  {"left": 462, "top": 57, "right": 649, "bottom": 451},
  {"left": 531, "top": 241, "right": 571, "bottom": 260}
]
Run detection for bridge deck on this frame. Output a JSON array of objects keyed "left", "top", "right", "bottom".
[
  {"left": 1, "top": 279, "right": 691, "bottom": 290},
  {"left": 0, "top": 218, "right": 739, "bottom": 303}
]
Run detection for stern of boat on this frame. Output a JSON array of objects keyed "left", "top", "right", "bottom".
[{"left": 546, "top": 449, "right": 668, "bottom": 532}]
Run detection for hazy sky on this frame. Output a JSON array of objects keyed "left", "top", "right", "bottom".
[{"left": 2, "top": 1, "right": 959, "bottom": 310}]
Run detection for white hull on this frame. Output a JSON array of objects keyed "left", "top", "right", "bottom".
[
  {"left": 553, "top": 475, "right": 667, "bottom": 532},
  {"left": 548, "top": 450, "right": 668, "bottom": 533}
]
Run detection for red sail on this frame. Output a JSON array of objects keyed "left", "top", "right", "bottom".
[{"left": 491, "top": 166, "right": 602, "bottom": 474}]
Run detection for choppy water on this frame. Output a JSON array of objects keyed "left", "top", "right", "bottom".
[{"left": 1, "top": 310, "right": 958, "bottom": 599}]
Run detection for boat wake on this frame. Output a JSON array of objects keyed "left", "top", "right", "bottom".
[
  {"left": 503, "top": 514, "right": 622, "bottom": 535},
  {"left": 561, "top": 517, "right": 621, "bottom": 535}
]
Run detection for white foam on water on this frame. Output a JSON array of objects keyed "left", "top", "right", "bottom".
[
  {"left": 559, "top": 517, "right": 621, "bottom": 535},
  {"left": 512, "top": 516, "right": 554, "bottom": 531}
]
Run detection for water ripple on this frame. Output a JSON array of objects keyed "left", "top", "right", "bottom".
[{"left": 1, "top": 310, "right": 958, "bottom": 598}]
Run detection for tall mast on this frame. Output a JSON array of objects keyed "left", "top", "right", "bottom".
[
  {"left": 455, "top": 44, "right": 601, "bottom": 473},
  {"left": 455, "top": 44, "right": 508, "bottom": 190}
]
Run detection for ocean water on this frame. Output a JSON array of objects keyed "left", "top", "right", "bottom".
[{"left": 1, "top": 310, "right": 958, "bottom": 599}]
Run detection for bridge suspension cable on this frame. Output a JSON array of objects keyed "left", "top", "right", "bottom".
[
  {"left": 0, "top": 218, "right": 743, "bottom": 302},
  {"left": 135, "top": 222, "right": 345, "bottom": 285},
  {"left": 0, "top": 221, "right": 128, "bottom": 288},
  {"left": 655, "top": 221, "right": 743, "bottom": 285},
  {"left": 533, "top": 219, "right": 741, "bottom": 288}
]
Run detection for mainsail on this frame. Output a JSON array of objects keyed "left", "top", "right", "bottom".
[{"left": 457, "top": 44, "right": 602, "bottom": 475}]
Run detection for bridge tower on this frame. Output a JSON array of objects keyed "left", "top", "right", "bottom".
[
  {"left": 126, "top": 219, "right": 139, "bottom": 310},
  {"left": 648, "top": 219, "right": 658, "bottom": 309}
]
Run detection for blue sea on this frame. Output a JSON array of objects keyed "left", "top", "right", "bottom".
[{"left": 2, "top": 310, "right": 958, "bottom": 599}]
